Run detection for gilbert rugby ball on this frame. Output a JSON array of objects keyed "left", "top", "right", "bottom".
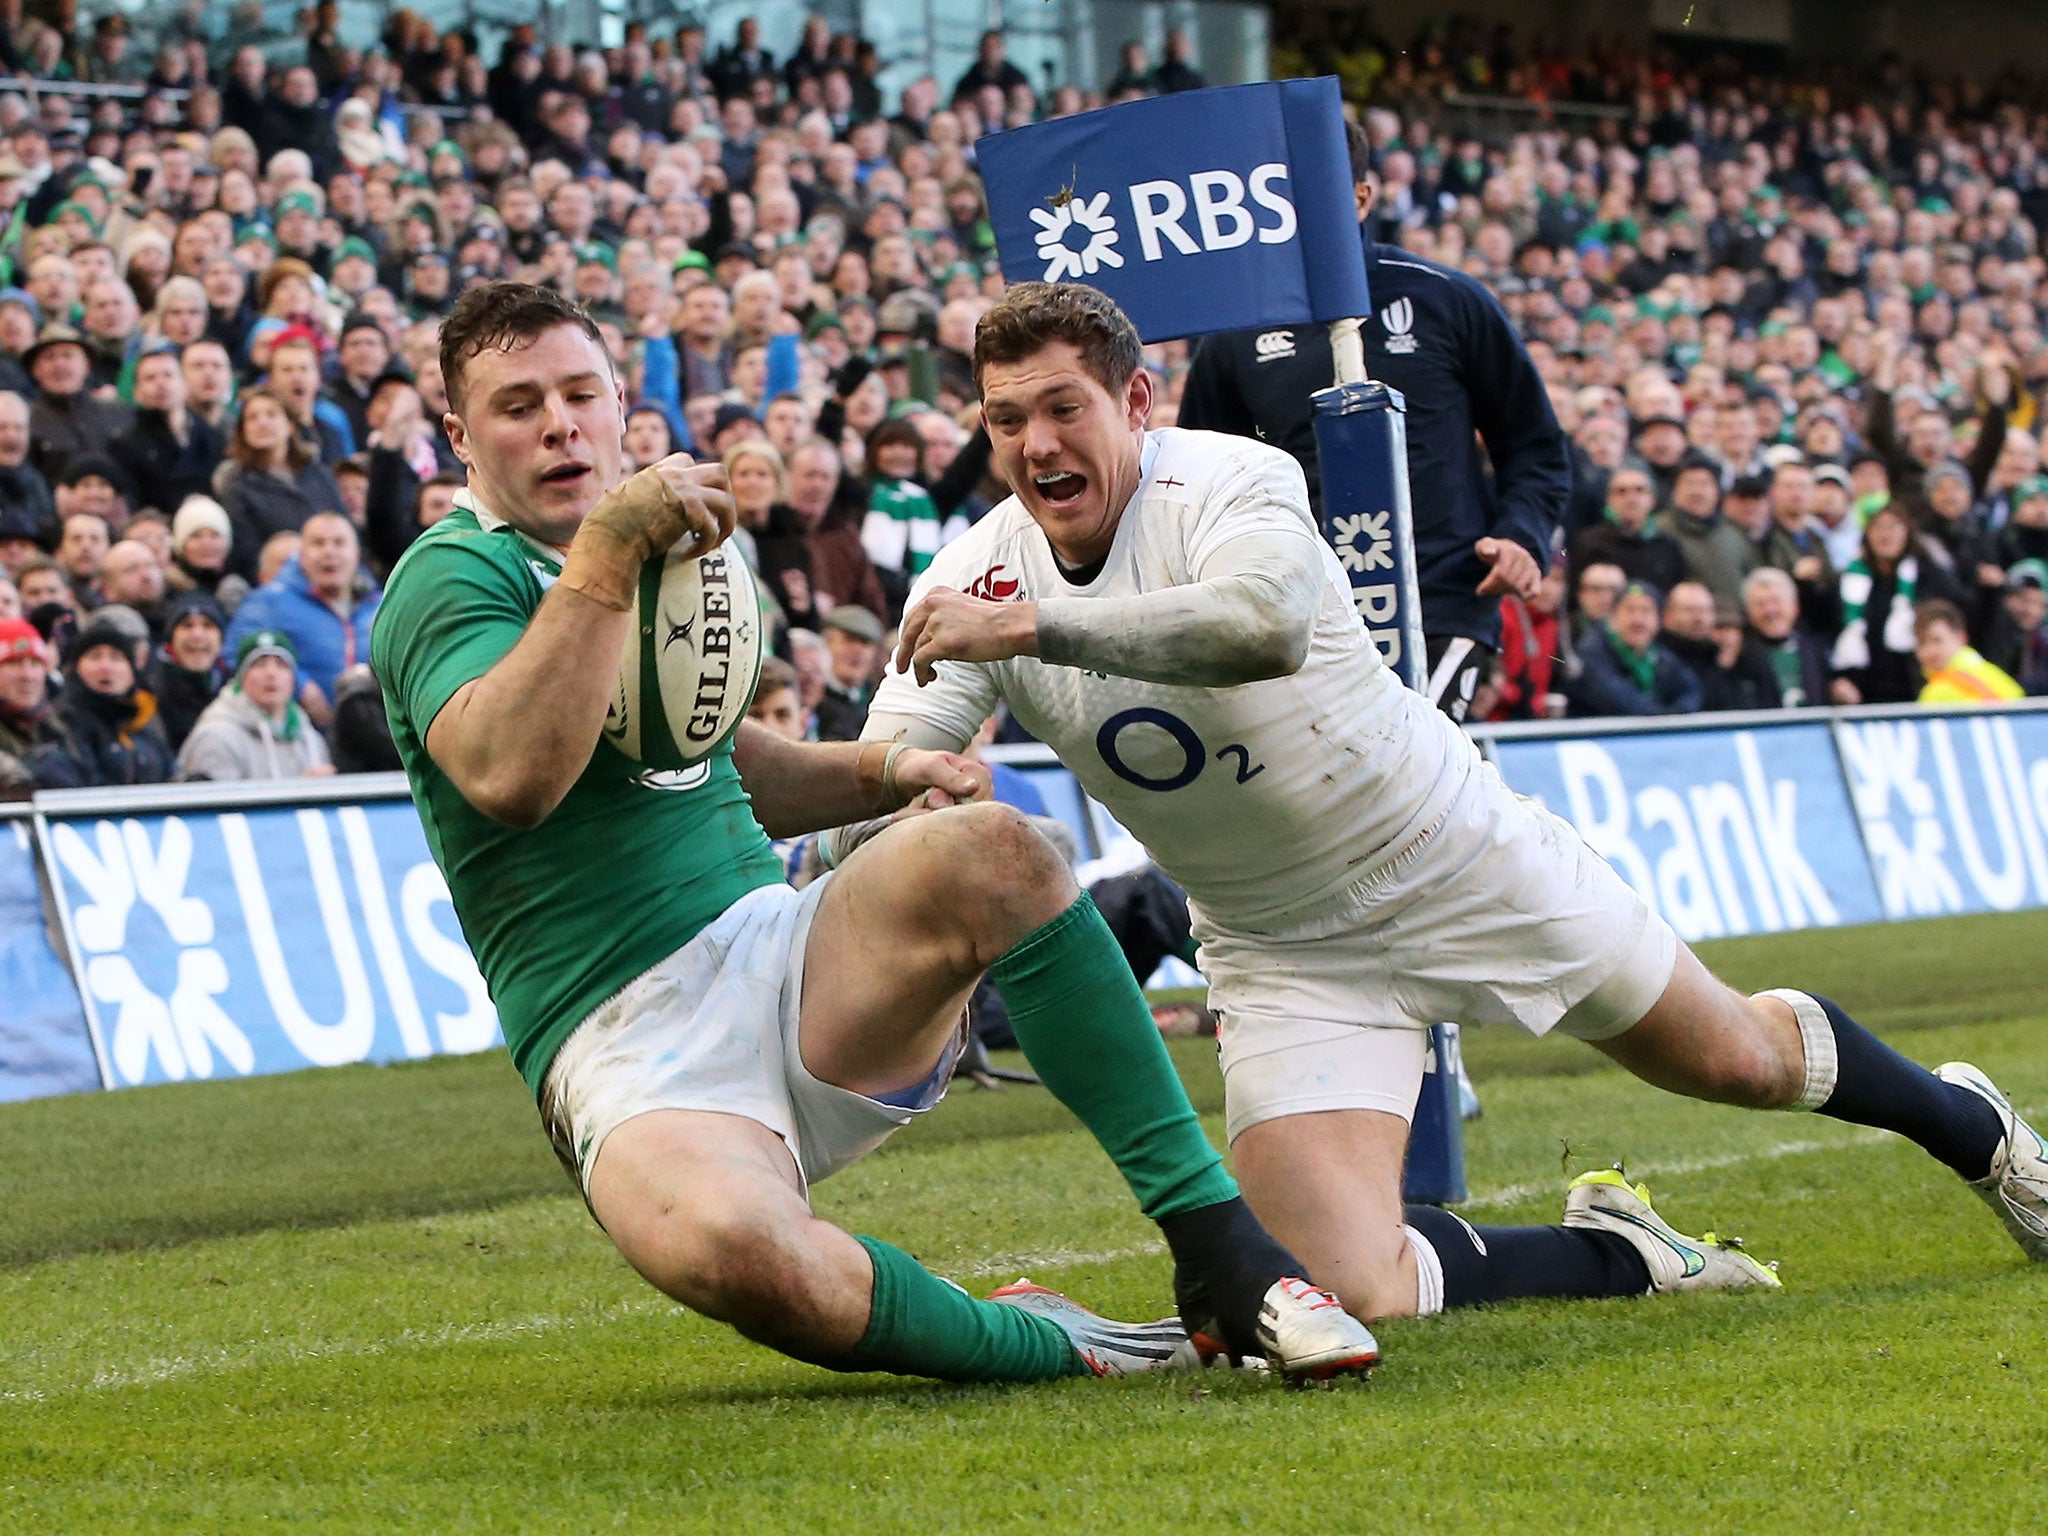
[{"left": 603, "top": 542, "right": 763, "bottom": 770}]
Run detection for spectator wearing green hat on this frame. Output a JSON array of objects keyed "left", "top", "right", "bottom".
[
  {"left": 178, "top": 626, "right": 333, "bottom": 780},
  {"left": 427, "top": 140, "right": 468, "bottom": 180},
  {"left": 329, "top": 237, "right": 380, "bottom": 304},
  {"left": 47, "top": 201, "right": 100, "bottom": 245},
  {"left": 273, "top": 188, "right": 332, "bottom": 270},
  {"left": 572, "top": 241, "right": 624, "bottom": 322}
]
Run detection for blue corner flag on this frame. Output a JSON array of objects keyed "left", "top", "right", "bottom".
[{"left": 976, "top": 78, "right": 1370, "bottom": 342}]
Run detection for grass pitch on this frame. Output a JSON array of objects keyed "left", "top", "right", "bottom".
[{"left": 3, "top": 913, "right": 2042, "bottom": 1534}]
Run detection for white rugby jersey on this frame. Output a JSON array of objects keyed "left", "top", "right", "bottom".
[{"left": 866, "top": 427, "right": 1473, "bottom": 931}]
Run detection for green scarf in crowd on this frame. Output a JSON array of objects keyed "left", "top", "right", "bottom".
[
  {"left": 1605, "top": 627, "right": 1660, "bottom": 694},
  {"left": 1831, "top": 555, "right": 1918, "bottom": 672},
  {"left": 235, "top": 683, "right": 307, "bottom": 743}
]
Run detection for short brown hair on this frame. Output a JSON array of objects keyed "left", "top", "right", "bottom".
[
  {"left": 1913, "top": 598, "right": 1968, "bottom": 639},
  {"left": 258, "top": 256, "right": 316, "bottom": 315},
  {"left": 972, "top": 281, "right": 1142, "bottom": 395},
  {"left": 439, "top": 281, "right": 605, "bottom": 415}
]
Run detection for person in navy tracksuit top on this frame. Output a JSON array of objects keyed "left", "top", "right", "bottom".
[{"left": 1178, "top": 124, "right": 1570, "bottom": 722}]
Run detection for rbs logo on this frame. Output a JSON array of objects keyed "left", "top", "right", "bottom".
[{"left": 1031, "top": 165, "right": 1297, "bottom": 282}]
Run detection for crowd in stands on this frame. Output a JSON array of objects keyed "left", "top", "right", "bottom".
[
  {"left": 0, "top": 5, "right": 2045, "bottom": 795},
  {"left": 1276, "top": 14, "right": 2048, "bottom": 718}
]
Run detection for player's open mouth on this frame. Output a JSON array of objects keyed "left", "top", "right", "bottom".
[
  {"left": 539, "top": 462, "right": 592, "bottom": 486},
  {"left": 1033, "top": 471, "right": 1087, "bottom": 505}
]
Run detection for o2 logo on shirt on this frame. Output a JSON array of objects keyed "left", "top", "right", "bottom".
[{"left": 1097, "top": 707, "right": 1264, "bottom": 792}]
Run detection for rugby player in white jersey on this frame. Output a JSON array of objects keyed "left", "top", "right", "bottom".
[
  {"left": 372, "top": 282, "right": 1378, "bottom": 1384},
  {"left": 839, "top": 282, "right": 2046, "bottom": 1323}
]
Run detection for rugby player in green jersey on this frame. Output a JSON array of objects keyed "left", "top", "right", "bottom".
[{"left": 371, "top": 282, "right": 1377, "bottom": 1383}]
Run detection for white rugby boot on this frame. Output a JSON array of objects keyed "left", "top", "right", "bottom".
[
  {"left": 1563, "top": 1169, "right": 1781, "bottom": 1294},
  {"left": 987, "top": 1280, "right": 1201, "bottom": 1377},
  {"left": 1934, "top": 1062, "right": 2048, "bottom": 1261},
  {"left": 1252, "top": 1277, "right": 1382, "bottom": 1383}
]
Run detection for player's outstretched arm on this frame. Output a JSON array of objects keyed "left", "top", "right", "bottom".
[
  {"left": 730, "top": 720, "right": 990, "bottom": 838},
  {"left": 1038, "top": 527, "right": 1322, "bottom": 684},
  {"left": 425, "top": 459, "right": 733, "bottom": 829},
  {"left": 897, "top": 529, "right": 1323, "bottom": 689}
]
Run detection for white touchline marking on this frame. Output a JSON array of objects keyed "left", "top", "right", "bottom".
[
  {"left": 1460, "top": 1129, "right": 1892, "bottom": 1212},
  {"left": 1, "top": 1299, "right": 678, "bottom": 1403},
  {"left": 954, "top": 1242, "right": 1163, "bottom": 1280},
  {"left": 8, "top": 1111, "right": 2035, "bottom": 1403}
]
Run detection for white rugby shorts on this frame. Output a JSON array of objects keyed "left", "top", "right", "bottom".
[
  {"left": 1197, "top": 756, "right": 1677, "bottom": 1143},
  {"left": 540, "top": 876, "right": 958, "bottom": 1200}
]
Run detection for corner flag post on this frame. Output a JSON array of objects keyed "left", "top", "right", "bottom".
[{"left": 1313, "top": 326, "right": 1468, "bottom": 1207}]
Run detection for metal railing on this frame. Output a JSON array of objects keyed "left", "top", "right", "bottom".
[
  {"left": 1435, "top": 89, "right": 1632, "bottom": 141},
  {"left": 0, "top": 75, "right": 188, "bottom": 102},
  {"left": 28, "top": 770, "right": 414, "bottom": 819}
]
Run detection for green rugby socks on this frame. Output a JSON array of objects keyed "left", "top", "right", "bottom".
[
  {"left": 843, "top": 1236, "right": 1085, "bottom": 1381},
  {"left": 989, "top": 894, "right": 1237, "bottom": 1220}
]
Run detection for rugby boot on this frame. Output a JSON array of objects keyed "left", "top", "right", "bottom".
[
  {"left": 1563, "top": 1169, "right": 1781, "bottom": 1293},
  {"left": 1934, "top": 1062, "right": 2048, "bottom": 1260},
  {"left": 987, "top": 1280, "right": 1200, "bottom": 1376}
]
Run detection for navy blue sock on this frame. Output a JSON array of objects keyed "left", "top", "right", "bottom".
[
  {"left": 1159, "top": 1195, "right": 1302, "bottom": 1360},
  {"left": 1809, "top": 995, "right": 2003, "bottom": 1181},
  {"left": 1404, "top": 1205, "right": 1650, "bottom": 1311}
]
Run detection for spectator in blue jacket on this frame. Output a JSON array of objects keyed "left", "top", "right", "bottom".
[
  {"left": 225, "top": 510, "right": 378, "bottom": 716},
  {"left": 1568, "top": 581, "right": 1703, "bottom": 716}
]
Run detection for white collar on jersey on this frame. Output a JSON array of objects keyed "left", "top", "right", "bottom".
[
  {"left": 1132, "top": 431, "right": 1162, "bottom": 505},
  {"left": 453, "top": 486, "right": 569, "bottom": 571}
]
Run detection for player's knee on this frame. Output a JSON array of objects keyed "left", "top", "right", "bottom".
[
  {"left": 1697, "top": 998, "right": 1805, "bottom": 1108},
  {"left": 644, "top": 1201, "right": 818, "bottom": 1332},
  {"left": 921, "top": 801, "right": 1077, "bottom": 956}
]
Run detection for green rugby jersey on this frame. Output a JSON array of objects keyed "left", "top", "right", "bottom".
[{"left": 372, "top": 506, "right": 784, "bottom": 1097}]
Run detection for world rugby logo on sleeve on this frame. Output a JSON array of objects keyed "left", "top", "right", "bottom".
[{"left": 1380, "top": 296, "right": 1418, "bottom": 354}]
